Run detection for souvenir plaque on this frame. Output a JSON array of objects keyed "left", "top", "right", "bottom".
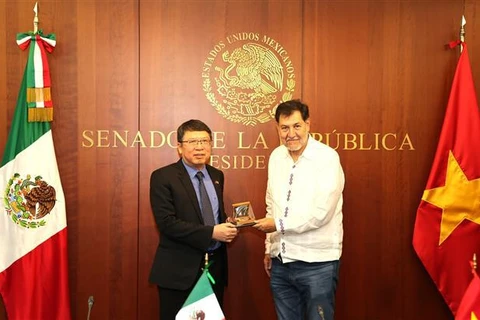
[{"left": 232, "top": 201, "right": 256, "bottom": 228}]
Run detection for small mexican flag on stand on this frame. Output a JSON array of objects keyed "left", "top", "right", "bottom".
[{"left": 175, "top": 270, "right": 225, "bottom": 320}]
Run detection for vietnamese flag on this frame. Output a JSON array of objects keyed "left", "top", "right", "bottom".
[
  {"left": 413, "top": 41, "right": 480, "bottom": 315},
  {"left": 0, "top": 31, "right": 71, "bottom": 319}
]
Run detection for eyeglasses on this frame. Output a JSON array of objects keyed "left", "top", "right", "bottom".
[{"left": 180, "top": 139, "right": 212, "bottom": 146}]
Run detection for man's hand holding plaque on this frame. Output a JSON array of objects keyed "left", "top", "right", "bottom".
[{"left": 230, "top": 201, "right": 256, "bottom": 228}]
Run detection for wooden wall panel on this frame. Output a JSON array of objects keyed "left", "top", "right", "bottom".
[
  {"left": 466, "top": 0, "right": 480, "bottom": 83},
  {"left": 303, "top": 1, "right": 461, "bottom": 319},
  {"left": 0, "top": 1, "right": 29, "bottom": 157},
  {"left": 71, "top": 1, "right": 140, "bottom": 319}
]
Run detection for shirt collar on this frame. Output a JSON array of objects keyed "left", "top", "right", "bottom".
[
  {"left": 301, "top": 136, "right": 317, "bottom": 160},
  {"left": 182, "top": 159, "right": 208, "bottom": 179},
  {"left": 279, "top": 135, "right": 316, "bottom": 161}
]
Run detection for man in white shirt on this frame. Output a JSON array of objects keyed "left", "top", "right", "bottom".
[{"left": 254, "top": 100, "right": 345, "bottom": 320}]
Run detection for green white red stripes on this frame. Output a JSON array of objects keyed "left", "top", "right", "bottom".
[{"left": 16, "top": 31, "right": 56, "bottom": 121}]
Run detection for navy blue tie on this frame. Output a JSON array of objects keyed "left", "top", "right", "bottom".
[{"left": 196, "top": 172, "right": 215, "bottom": 226}]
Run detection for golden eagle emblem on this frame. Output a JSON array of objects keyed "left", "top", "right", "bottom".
[
  {"left": 3, "top": 174, "right": 56, "bottom": 228},
  {"left": 219, "top": 44, "right": 283, "bottom": 95},
  {"left": 203, "top": 34, "right": 296, "bottom": 126}
]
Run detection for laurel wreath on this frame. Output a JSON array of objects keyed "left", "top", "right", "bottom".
[
  {"left": 203, "top": 79, "right": 230, "bottom": 119},
  {"left": 3, "top": 174, "right": 47, "bottom": 229},
  {"left": 269, "top": 78, "right": 295, "bottom": 119}
]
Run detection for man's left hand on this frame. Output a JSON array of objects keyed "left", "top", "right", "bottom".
[{"left": 253, "top": 218, "right": 276, "bottom": 233}]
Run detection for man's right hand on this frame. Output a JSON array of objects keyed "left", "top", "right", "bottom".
[
  {"left": 212, "top": 223, "right": 238, "bottom": 243},
  {"left": 264, "top": 254, "right": 271, "bottom": 277}
]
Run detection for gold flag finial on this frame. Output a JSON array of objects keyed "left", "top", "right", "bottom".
[
  {"left": 460, "top": 15, "right": 466, "bottom": 53},
  {"left": 33, "top": 2, "right": 39, "bottom": 34},
  {"left": 473, "top": 253, "right": 477, "bottom": 270}
]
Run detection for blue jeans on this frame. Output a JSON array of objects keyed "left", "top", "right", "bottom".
[{"left": 270, "top": 258, "right": 340, "bottom": 320}]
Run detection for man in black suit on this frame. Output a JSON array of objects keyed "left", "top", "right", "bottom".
[{"left": 149, "top": 119, "right": 238, "bottom": 320}]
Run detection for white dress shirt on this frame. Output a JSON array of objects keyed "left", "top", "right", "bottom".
[{"left": 265, "top": 136, "right": 345, "bottom": 263}]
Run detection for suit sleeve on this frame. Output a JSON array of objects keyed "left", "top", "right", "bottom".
[{"left": 150, "top": 169, "right": 213, "bottom": 251}]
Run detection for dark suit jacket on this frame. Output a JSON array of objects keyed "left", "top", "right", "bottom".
[{"left": 149, "top": 159, "right": 228, "bottom": 290}]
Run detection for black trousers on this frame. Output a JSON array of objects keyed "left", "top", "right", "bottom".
[{"left": 158, "top": 248, "right": 225, "bottom": 320}]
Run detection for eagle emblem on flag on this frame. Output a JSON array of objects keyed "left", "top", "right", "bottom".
[{"left": 3, "top": 173, "right": 56, "bottom": 228}]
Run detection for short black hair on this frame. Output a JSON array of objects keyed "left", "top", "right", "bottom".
[
  {"left": 275, "top": 99, "right": 309, "bottom": 123},
  {"left": 177, "top": 119, "right": 212, "bottom": 142}
]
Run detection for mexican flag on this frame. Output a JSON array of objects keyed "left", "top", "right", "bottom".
[
  {"left": 0, "top": 32, "right": 71, "bottom": 319},
  {"left": 175, "top": 271, "right": 225, "bottom": 320}
]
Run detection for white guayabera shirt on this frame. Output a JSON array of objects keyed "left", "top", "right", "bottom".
[{"left": 265, "top": 136, "right": 345, "bottom": 264}]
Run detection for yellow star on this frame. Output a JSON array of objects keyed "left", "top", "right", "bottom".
[
  {"left": 422, "top": 151, "right": 480, "bottom": 245},
  {"left": 472, "top": 312, "right": 478, "bottom": 320}
]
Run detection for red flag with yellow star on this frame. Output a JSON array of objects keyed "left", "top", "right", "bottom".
[{"left": 413, "top": 41, "right": 480, "bottom": 315}]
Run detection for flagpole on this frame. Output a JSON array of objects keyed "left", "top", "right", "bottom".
[{"left": 33, "top": 2, "right": 39, "bottom": 34}]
